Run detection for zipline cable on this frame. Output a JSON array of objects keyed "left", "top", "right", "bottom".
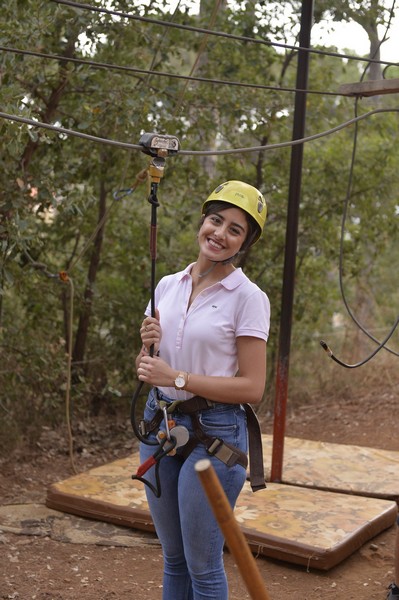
[
  {"left": 1, "top": 108, "right": 399, "bottom": 155},
  {"left": 320, "top": 110, "right": 399, "bottom": 366}
]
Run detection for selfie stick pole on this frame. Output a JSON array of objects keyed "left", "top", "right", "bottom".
[{"left": 195, "top": 459, "right": 271, "bottom": 600}]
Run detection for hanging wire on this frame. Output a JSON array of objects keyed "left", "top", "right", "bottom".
[
  {"left": 63, "top": 275, "right": 78, "bottom": 473},
  {"left": 320, "top": 316, "right": 399, "bottom": 368},
  {"left": 320, "top": 0, "right": 399, "bottom": 369},
  {"left": 22, "top": 254, "right": 79, "bottom": 471},
  {"left": 338, "top": 104, "right": 399, "bottom": 360}
]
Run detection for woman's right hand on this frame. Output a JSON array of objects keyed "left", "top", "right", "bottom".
[{"left": 140, "top": 308, "right": 162, "bottom": 354}]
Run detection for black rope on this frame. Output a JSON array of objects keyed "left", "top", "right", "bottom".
[
  {"left": 320, "top": 314, "right": 399, "bottom": 368},
  {"left": 319, "top": 0, "right": 399, "bottom": 369},
  {"left": 130, "top": 180, "right": 161, "bottom": 446},
  {"left": 132, "top": 435, "right": 178, "bottom": 498}
]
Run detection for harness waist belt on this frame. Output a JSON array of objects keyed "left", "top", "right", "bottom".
[{"left": 140, "top": 393, "right": 266, "bottom": 492}]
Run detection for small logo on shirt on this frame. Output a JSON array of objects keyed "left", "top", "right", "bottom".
[{"left": 211, "top": 305, "right": 218, "bottom": 309}]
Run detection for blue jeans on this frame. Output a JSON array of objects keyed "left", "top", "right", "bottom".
[{"left": 139, "top": 388, "right": 248, "bottom": 600}]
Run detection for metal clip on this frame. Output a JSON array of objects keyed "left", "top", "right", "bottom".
[
  {"left": 207, "top": 438, "right": 224, "bottom": 456},
  {"left": 162, "top": 405, "right": 171, "bottom": 441}
]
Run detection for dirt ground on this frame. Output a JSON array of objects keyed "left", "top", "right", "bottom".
[{"left": 0, "top": 387, "right": 398, "bottom": 600}]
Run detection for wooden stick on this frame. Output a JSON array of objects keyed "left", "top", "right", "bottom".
[{"left": 195, "top": 459, "right": 271, "bottom": 600}]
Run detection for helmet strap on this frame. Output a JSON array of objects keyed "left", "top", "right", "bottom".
[{"left": 198, "top": 251, "right": 243, "bottom": 278}]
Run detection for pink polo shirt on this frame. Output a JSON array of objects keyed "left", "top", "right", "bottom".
[{"left": 145, "top": 263, "right": 270, "bottom": 400}]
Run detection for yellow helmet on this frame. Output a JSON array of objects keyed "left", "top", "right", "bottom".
[{"left": 202, "top": 180, "right": 267, "bottom": 245}]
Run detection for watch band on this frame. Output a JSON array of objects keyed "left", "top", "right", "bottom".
[{"left": 174, "top": 371, "right": 190, "bottom": 390}]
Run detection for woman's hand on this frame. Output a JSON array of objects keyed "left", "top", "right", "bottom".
[
  {"left": 140, "top": 308, "right": 162, "bottom": 354},
  {"left": 137, "top": 355, "right": 175, "bottom": 388}
]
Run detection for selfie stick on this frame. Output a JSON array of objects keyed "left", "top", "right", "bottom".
[{"left": 195, "top": 459, "right": 271, "bottom": 600}]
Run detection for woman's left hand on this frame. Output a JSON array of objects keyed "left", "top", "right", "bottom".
[
  {"left": 137, "top": 355, "right": 174, "bottom": 387},
  {"left": 140, "top": 309, "right": 162, "bottom": 354}
]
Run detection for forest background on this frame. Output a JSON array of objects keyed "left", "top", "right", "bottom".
[{"left": 0, "top": 0, "right": 398, "bottom": 455}]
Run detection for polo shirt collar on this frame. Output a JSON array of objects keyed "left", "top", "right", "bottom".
[
  {"left": 178, "top": 263, "right": 244, "bottom": 290},
  {"left": 221, "top": 268, "right": 244, "bottom": 290}
]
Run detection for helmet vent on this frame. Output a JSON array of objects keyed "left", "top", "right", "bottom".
[{"left": 214, "top": 183, "right": 227, "bottom": 194}]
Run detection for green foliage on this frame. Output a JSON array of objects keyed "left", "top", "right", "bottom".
[{"left": 0, "top": 0, "right": 398, "bottom": 450}]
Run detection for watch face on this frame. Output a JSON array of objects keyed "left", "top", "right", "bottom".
[{"left": 175, "top": 375, "right": 185, "bottom": 389}]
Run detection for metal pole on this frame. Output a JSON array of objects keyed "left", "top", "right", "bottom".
[{"left": 270, "top": 0, "right": 314, "bottom": 482}]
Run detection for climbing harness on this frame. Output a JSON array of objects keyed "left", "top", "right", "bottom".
[
  {"left": 130, "top": 135, "right": 266, "bottom": 497},
  {"left": 136, "top": 392, "right": 266, "bottom": 494}
]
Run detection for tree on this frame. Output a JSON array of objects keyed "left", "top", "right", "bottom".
[
  {"left": 314, "top": 0, "right": 396, "bottom": 79},
  {"left": 0, "top": 0, "right": 397, "bottom": 449}
]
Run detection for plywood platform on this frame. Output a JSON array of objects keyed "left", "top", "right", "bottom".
[{"left": 46, "top": 449, "right": 398, "bottom": 571}]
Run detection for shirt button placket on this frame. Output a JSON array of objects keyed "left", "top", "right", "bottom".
[{"left": 176, "top": 315, "right": 185, "bottom": 349}]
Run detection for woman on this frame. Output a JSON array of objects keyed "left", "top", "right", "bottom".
[{"left": 135, "top": 180, "right": 270, "bottom": 600}]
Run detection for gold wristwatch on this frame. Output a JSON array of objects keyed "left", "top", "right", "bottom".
[{"left": 174, "top": 371, "right": 189, "bottom": 390}]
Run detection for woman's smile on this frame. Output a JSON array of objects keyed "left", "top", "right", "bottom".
[{"left": 207, "top": 236, "right": 225, "bottom": 250}]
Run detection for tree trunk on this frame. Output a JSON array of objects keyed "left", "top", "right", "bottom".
[
  {"left": 20, "top": 37, "right": 77, "bottom": 174},
  {"left": 72, "top": 179, "right": 107, "bottom": 369}
]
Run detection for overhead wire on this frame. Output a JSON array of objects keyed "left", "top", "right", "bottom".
[
  {"left": 50, "top": 0, "right": 399, "bottom": 71},
  {"left": 0, "top": 45, "right": 352, "bottom": 98},
  {"left": 2, "top": 2, "right": 398, "bottom": 106}
]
